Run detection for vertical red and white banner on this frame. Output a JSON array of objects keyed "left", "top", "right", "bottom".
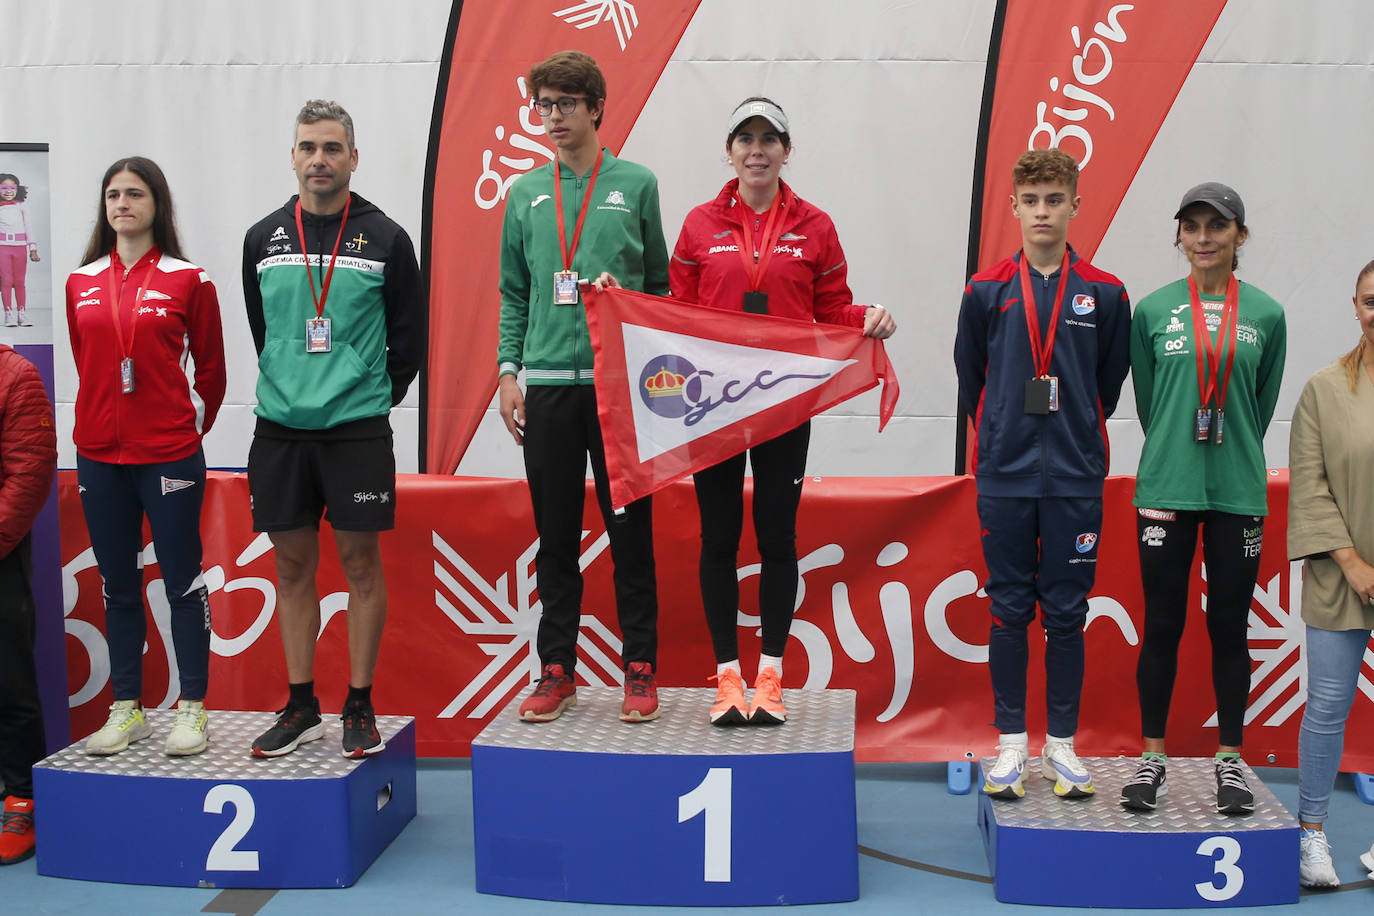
[
  {"left": 973, "top": 0, "right": 1227, "bottom": 270},
  {"left": 421, "top": 0, "right": 703, "bottom": 473}
]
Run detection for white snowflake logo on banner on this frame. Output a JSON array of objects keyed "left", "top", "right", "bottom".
[
  {"left": 432, "top": 529, "right": 624, "bottom": 719},
  {"left": 1199, "top": 560, "right": 1374, "bottom": 729},
  {"left": 554, "top": 0, "right": 639, "bottom": 51}
]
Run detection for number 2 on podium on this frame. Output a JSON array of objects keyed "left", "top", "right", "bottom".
[
  {"left": 678, "top": 768, "right": 732, "bottom": 883},
  {"left": 204, "top": 784, "right": 260, "bottom": 872}
]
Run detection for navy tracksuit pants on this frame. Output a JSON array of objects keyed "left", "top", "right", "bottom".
[
  {"left": 977, "top": 494, "right": 1103, "bottom": 737},
  {"left": 76, "top": 450, "right": 212, "bottom": 702}
]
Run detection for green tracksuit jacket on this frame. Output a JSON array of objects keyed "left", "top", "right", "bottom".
[{"left": 498, "top": 149, "right": 669, "bottom": 385}]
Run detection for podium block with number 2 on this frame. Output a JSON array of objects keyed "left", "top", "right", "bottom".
[
  {"left": 34, "top": 711, "right": 416, "bottom": 888},
  {"left": 473, "top": 687, "right": 858, "bottom": 905}
]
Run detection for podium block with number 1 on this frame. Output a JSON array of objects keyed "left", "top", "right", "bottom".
[{"left": 473, "top": 687, "right": 858, "bottom": 906}]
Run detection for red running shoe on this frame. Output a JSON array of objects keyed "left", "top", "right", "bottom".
[
  {"left": 518, "top": 664, "right": 577, "bottom": 722},
  {"left": 0, "top": 796, "right": 35, "bottom": 865},
  {"left": 620, "top": 661, "right": 660, "bottom": 722}
]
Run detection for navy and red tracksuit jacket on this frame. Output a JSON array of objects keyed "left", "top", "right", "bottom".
[{"left": 954, "top": 246, "right": 1130, "bottom": 498}]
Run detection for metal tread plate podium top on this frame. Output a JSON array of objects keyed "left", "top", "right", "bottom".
[
  {"left": 978, "top": 755, "right": 1298, "bottom": 906},
  {"left": 473, "top": 686, "right": 855, "bottom": 754},
  {"left": 36, "top": 710, "right": 415, "bottom": 780},
  {"left": 35, "top": 711, "right": 418, "bottom": 888},
  {"left": 473, "top": 686, "right": 859, "bottom": 905},
  {"left": 979, "top": 755, "right": 1292, "bottom": 832}
]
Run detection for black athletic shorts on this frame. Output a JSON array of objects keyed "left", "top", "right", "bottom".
[{"left": 247, "top": 435, "right": 396, "bottom": 532}]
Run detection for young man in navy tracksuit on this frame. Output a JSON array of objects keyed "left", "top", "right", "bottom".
[{"left": 954, "top": 149, "right": 1131, "bottom": 800}]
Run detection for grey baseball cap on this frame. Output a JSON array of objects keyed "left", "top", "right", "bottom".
[
  {"left": 1174, "top": 182, "right": 1245, "bottom": 224},
  {"left": 726, "top": 99, "right": 789, "bottom": 137}
]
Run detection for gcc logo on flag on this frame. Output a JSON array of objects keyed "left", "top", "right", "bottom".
[
  {"left": 638, "top": 355, "right": 696, "bottom": 419},
  {"left": 634, "top": 347, "right": 833, "bottom": 430}
]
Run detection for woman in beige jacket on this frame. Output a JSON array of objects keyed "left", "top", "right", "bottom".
[{"left": 1287, "top": 259, "right": 1374, "bottom": 888}]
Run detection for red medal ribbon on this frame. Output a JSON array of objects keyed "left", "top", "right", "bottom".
[
  {"left": 105, "top": 247, "right": 160, "bottom": 361},
  {"left": 1188, "top": 275, "right": 1240, "bottom": 409},
  {"left": 729, "top": 185, "right": 786, "bottom": 292},
  {"left": 1016, "top": 248, "right": 1072, "bottom": 377},
  {"left": 552, "top": 147, "right": 604, "bottom": 271},
  {"left": 294, "top": 194, "right": 352, "bottom": 319}
]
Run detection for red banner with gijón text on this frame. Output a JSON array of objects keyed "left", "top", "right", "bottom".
[
  {"left": 57, "top": 471, "right": 1374, "bottom": 772},
  {"left": 975, "top": 0, "right": 1227, "bottom": 270}
]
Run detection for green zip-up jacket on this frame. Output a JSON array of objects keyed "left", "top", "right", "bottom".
[
  {"left": 498, "top": 149, "right": 669, "bottom": 384},
  {"left": 1131, "top": 277, "right": 1286, "bottom": 515},
  {"left": 243, "top": 193, "right": 423, "bottom": 433}
]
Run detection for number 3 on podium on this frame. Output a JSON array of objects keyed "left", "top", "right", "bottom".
[
  {"left": 1195, "top": 836, "right": 1243, "bottom": 902},
  {"left": 678, "top": 768, "right": 733, "bottom": 883}
]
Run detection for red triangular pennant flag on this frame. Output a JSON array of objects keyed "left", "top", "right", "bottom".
[{"left": 586, "top": 287, "right": 899, "bottom": 508}]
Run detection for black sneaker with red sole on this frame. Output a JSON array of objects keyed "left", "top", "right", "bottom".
[
  {"left": 252, "top": 698, "right": 326, "bottom": 758},
  {"left": 341, "top": 700, "right": 386, "bottom": 758}
]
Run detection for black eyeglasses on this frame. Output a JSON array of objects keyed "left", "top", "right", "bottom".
[{"left": 530, "top": 96, "right": 589, "bottom": 117}]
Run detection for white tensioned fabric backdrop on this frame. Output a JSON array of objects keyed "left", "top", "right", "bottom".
[{"left": 3, "top": 0, "right": 1372, "bottom": 475}]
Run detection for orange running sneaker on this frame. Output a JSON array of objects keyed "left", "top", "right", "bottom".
[
  {"left": 748, "top": 667, "right": 786, "bottom": 724},
  {"left": 708, "top": 668, "right": 748, "bottom": 725}
]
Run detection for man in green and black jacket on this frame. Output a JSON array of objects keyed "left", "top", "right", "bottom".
[{"left": 242, "top": 99, "right": 422, "bottom": 760}]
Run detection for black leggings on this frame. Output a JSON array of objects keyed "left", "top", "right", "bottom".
[
  {"left": 1136, "top": 510, "right": 1263, "bottom": 747},
  {"left": 694, "top": 422, "right": 809, "bottom": 663}
]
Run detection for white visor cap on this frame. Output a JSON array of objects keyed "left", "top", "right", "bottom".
[{"left": 726, "top": 99, "right": 789, "bottom": 137}]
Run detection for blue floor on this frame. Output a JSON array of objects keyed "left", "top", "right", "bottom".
[{"left": 8, "top": 761, "right": 1372, "bottom": 914}]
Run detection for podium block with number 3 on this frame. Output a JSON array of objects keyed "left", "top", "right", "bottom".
[
  {"left": 978, "top": 756, "right": 1298, "bottom": 907},
  {"left": 473, "top": 687, "right": 858, "bottom": 905}
]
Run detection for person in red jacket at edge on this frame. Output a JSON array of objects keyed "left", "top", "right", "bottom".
[
  {"left": 65, "top": 158, "right": 226, "bottom": 759},
  {"left": 0, "top": 343, "right": 57, "bottom": 865},
  {"left": 668, "top": 97, "right": 896, "bottom": 726}
]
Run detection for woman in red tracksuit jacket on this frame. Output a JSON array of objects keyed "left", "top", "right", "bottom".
[
  {"left": 66, "top": 157, "right": 225, "bottom": 758},
  {"left": 669, "top": 97, "right": 896, "bottom": 725}
]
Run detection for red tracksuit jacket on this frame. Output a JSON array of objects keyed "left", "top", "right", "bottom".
[
  {"left": 669, "top": 179, "right": 868, "bottom": 327},
  {"left": 66, "top": 248, "right": 226, "bottom": 464}
]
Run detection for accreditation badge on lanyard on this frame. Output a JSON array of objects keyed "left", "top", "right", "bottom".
[
  {"left": 1188, "top": 275, "right": 1239, "bottom": 445},
  {"left": 729, "top": 186, "right": 785, "bottom": 315},
  {"left": 552, "top": 149, "right": 603, "bottom": 305},
  {"left": 1017, "top": 249, "right": 1071, "bottom": 415},
  {"left": 295, "top": 195, "right": 352, "bottom": 352},
  {"left": 106, "top": 250, "right": 158, "bottom": 395}
]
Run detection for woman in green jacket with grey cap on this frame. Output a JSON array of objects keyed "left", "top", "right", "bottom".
[{"left": 1120, "top": 181, "right": 1286, "bottom": 816}]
